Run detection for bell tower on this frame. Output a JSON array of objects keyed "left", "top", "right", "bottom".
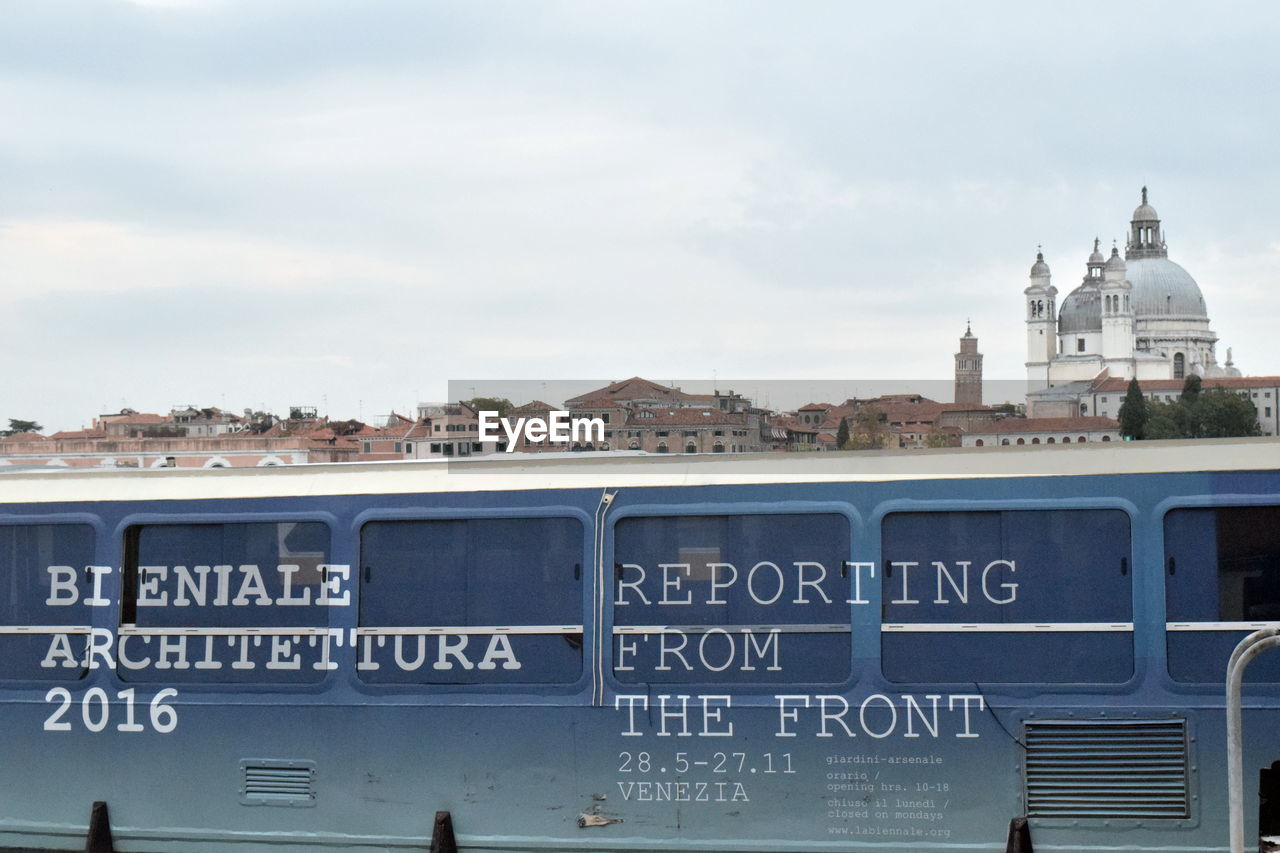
[
  {"left": 1024, "top": 248, "right": 1057, "bottom": 388},
  {"left": 1100, "top": 244, "right": 1135, "bottom": 376},
  {"left": 954, "top": 322, "right": 983, "bottom": 406}
]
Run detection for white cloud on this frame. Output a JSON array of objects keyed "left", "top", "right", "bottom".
[
  {"left": 1, "top": 1, "right": 1278, "bottom": 431},
  {"left": 0, "top": 219, "right": 427, "bottom": 303}
]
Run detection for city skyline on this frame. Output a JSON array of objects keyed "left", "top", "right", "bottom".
[{"left": 2, "top": 2, "right": 1278, "bottom": 432}]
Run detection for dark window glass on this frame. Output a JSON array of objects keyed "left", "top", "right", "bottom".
[
  {"left": 0, "top": 524, "right": 95, "bottom": 681},
  {"left": 1166, "top": 506, "right": 1280, "bottom": 682},
  {"left": 882, "top": 510, "right": 1132, "bottom": 683},
  {"left": 613, "top": 514, "right": 850, "bottom": 684},
  {"left": 119, "top": 522, "right": 332, "bottom": 684},
  {"left": 358, "top": 517, "right": 584, "bottom": 684}
]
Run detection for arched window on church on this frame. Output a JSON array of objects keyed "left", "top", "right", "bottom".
[{"left": 1174, "top": 352, "right": 1185, "bottom": 379}]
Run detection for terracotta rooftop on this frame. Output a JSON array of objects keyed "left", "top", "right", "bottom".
[
  {"left": 771, "top": 416, "right": 820, "bottom": 434},
  {"left": 98, "top": 412, "right": 168, "bottom": 425},
  {"left": 1092, "top": 376, "right": 1280, "bottom": 393},
  {"left": 810, "top": 396, "right": 994, "bottom": 432},
  {"left": 0, "top": 432, "right": 47, "bottom": 442},
  {"left": 509, "top": 400, "right": 557, "bottom": 414},
  {"left": 567, "top": 377, "right": 698, "bottom": 405},
  {"left": 49, "top": 429, "right": 108, "bottom": 440}
]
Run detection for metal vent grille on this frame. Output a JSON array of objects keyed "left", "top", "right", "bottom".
[
  {"left": 1024, "top": 719, "right": 1189, "bottom": 819},
  {"left": 241, "top": 760, "right": 316, "bottom": 807}
]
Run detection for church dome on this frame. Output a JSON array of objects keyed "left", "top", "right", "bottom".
[
  {"left": 1058, "top": 283, "right": 1101, "bottom": 333},
  {"left": 1126, "top": 256, "right": 1208, "bottom": 318},
  {"left": 1132, "top": 201, "right": 1159, "bottom": 221}
]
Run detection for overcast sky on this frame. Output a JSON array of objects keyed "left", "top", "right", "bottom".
[{"left": 3, "top": 1, "right": 1278, "bottom": 432}]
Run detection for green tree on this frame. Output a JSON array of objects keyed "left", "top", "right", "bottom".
[
  {"left": 923, "top": 429, "right": 953, "bottom": 448},
  {"left": 1136, "top": 381, "right": 1259, "bottom": 440},
  {"left": 846, "top": 406, "right": 887, "bottom": 450},
  {"left": 1143, "top": 402, "right": 1182, "bottom": 440},
  {"left": 1180, "top": 373, "right": 1202, "bottom": 405},
  {"left": 1117, "top": 378, "right": 1148, "bottom": 440},
  {"left": 835, "top": 416, "right": 850, "bottom": 450},
  {"left": 328, "top": 419, "right": 367, "bottom": 437},
  {"left": 1194, "top": 388, "right": 1261, "bottom": 438},
  {"left": 465, "top": 397, "right": 514, "bottom": 417},
  {"left": 4, "top": 418, "right": 43, "bottom": 435}
]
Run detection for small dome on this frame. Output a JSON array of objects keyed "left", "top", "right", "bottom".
[
  {"left": 1132, "top": 202, "right": 1159, "bottom": 221},
  {"left": 1105, "top": 246, "right": 1125, "bottom": 272},
  {"left": 1087, "top": 238, "right": 1105, "bottom": 265},
  {"left": 1058, "top": 283, "right": 1101, "bottom": 333},
  {"left": 1132, "top": 186, "right": 1159, "bottom": 222},
  {"left": 1030, "top": 251, "right": 1050, "bottom": 277}
]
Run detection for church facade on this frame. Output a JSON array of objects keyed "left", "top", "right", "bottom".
[{"left": 1025, "top": 188, "right": 1240, "bottom": 388}]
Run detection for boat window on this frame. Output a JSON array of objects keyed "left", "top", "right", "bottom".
[
  {"left": 1165, "top": 506, "right": 1280, "bottom": 682},
  {"left": 612, "top": 513, "right": 852, "bottom": 684},
  {"left": 0, "top": 524, "right": 95, "bottom": 681},
  {"left": 118, "top": 521, "right": 332, "bottom": 684},
  {"left": 881, "top": 510, "right": 1133, "bottom": 683},
  {"left": 358, "top": 517, "right": 584, "bottom": 684}
]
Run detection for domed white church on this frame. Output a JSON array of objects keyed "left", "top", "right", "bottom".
[{"left": 1025, "top": 188, "right": 1241, "bottom": 387}]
